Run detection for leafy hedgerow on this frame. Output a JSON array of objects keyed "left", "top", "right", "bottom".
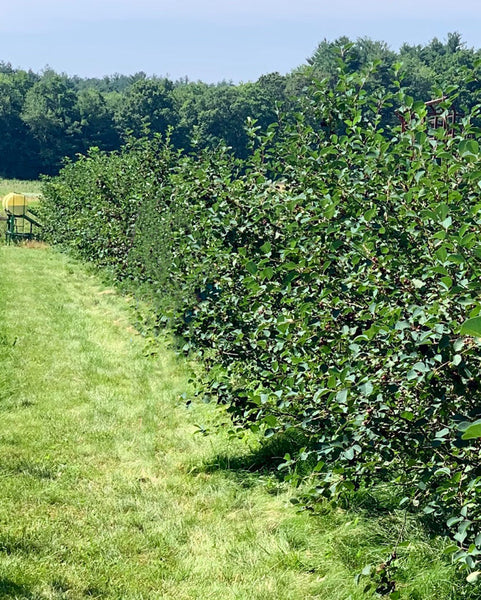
[{"left": 41, "top": 58, "right": 481, "bottom": 573}]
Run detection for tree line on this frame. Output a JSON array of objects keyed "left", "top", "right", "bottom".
[{"left": 1, "top": 32, "right": 480, "bottom": 179}]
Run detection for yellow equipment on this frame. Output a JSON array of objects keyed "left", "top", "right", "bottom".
[
  {"left": 2, "top": 192, "right": 41, "bottom": 242},
  {"left": 2, "top": 193, "right": 28, "bottom": 216}
]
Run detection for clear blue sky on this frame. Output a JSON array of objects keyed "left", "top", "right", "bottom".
[{"left": 1, "top": 0, "right": 480, "bottom": 83}]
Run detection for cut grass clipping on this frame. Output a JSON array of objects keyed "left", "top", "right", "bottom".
[{"left": 0, "top": 245, "right": 475, "bottom": 599}]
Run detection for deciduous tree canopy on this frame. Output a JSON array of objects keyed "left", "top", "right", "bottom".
[{"left": 0, "top": 32, "right": 479, "bottom": 178}]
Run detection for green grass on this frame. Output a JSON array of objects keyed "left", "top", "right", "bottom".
[
  {"left": 0, "top": 178, "right": 42, "bottom": 197},
  {"left": 0, "top": 246, "right": 476, "bottom": 599}
]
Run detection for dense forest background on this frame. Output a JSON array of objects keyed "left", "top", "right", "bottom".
[{"left": 1, "top": 32, "right": 479, "bottom": 179}]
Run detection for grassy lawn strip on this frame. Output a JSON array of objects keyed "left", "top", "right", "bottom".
[{"left": 0, "top": 246, "right": 469, "bottom": 599}]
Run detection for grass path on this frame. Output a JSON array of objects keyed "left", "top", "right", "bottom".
[{"left": 0, "top": 246, "right": 468, "bottom": 600}]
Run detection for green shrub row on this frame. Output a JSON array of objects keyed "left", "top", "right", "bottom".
[{"left": 41, "top": 61, "right": 481, "bottom": 571}]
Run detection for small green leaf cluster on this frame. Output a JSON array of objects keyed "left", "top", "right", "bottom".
[
  {"left": 41, "top": 60, "right": 481, "bottom": 569},
  {"left": 41, "top": 137, "right": 178, "bottom": 281}
]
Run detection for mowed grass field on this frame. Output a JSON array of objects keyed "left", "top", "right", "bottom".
[
  {"left": 0, "top": 179, "right": 42, "bottom": 197},
  {"left": 0, "top": 245, "right": 474, "bottom": 599}
]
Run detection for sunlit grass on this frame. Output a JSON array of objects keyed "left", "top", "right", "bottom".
[
  {"left": 0, "top": 178, "right": 42, "bottom": 197},
  {"left": 0, "top": 246, "right": 475, "bottom": 599}
]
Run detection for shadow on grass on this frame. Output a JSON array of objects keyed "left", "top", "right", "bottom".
[
  {"left": 198, "top": 429, "right": 453, "bottom": 541},
  {"left": 329, "top": 482, "right": 453, "bottom": 542},
  {"left": 0, "top": 579, "right": 34, "bottom": 599},
  {"left": 0, "top": 533, "right": 41, "bottom": 556},
  {"left": 198, "top": 429, "right": 312, "bottom": 486},
  {"left": 1, "top": 458, "right": 59, "bottom": 481}
]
